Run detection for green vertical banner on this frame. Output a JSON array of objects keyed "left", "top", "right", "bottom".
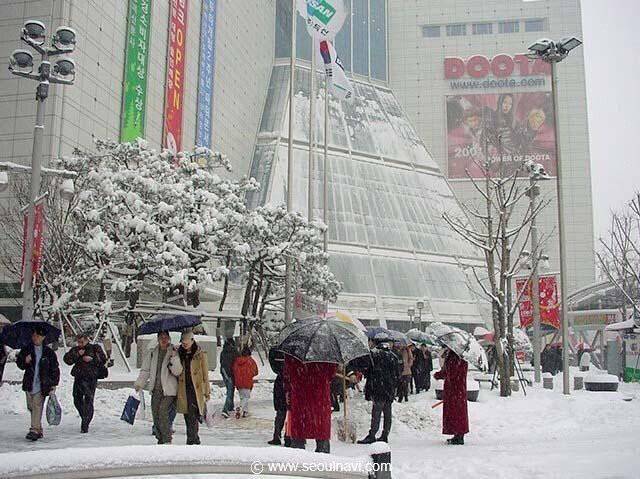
[{"left": 120, "top": 0, "right": 152, "bottom": 142}]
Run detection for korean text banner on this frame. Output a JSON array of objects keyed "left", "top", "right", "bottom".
[
  {"left": 120, "top": 0, "right": 152, "bottom": 142},
  {"left": 446, "top": 92, "right": 556, "bottom": 179},
  {"left": 163, "top": 0, "right": 189, "bottom": 154},
  {"left": 196, "top": 0, "right": 217, "bottom": 148}
]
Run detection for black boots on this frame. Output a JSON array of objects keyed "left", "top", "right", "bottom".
[
  {"left": 376, "top": 434, "right": 389, "bottom": 443},
  {"left": 268, "top": 437, "right": 282, "bottom": 446},
  {"left": 357, "top": 435, "right": 376, "bottom": 444},
  {"left": 447, "top": 435, "right": 464, "bottom": 445}
]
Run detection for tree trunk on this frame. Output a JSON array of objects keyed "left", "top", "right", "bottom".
[
  {"left": 251, "top": 263, "right": 264, "bottom": 318},
  {"left": 241, "top": 266, "right": 255, "bottom": 317},
  {"left": 218, "top": 253, "right": 232, "bottom": 312}
]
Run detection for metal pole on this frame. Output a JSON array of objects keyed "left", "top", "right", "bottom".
[
  {"left": 284, "top": 0, "right": 297, "bottom": 324},
  {"left": 323, "top": 80, "right": 329, "bottom": 253},
  {"left": 308, "top": 41, "right": 316, "bottom": 221},
  {"left": 530, "top": 178, "right": 542, "bottom": 383},
  {"left": 22, "top": 61, "right": 49, "bottom": 321},
  {"left": 551, "top": 61, "right": 571, "bottom": 395}
]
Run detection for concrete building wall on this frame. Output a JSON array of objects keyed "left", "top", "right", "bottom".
[
  {"left": 388, "top": 0, "right": 595, "bottom": 292},
  {"left": 0, "top": 0, "right": 275, "bottom": 283}
]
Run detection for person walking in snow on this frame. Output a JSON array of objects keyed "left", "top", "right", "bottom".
[
  {"left": 358, "top": 341, "right": 399, "bottom": 444},
  {"left": 397, "top": 344, "right": 413, "bottom": 402},
  {"left": 284, "top": 355, "right": 337, "bottom": 453},
  {"left": 16, "top": 326, "right": 60, "bottom": 441},
  {"left": 134, "top": 331, "right": 181, "bottom": 444},
  {"left": 232, "top": 346, "right": 258, "bottom": 418},
  {"left": 434, "top": 346, "right": 469, "bottom": 445},
  {"left": 219, "top": 337, "right": 238, "bottom": 418},
  {"left": 267, "top": 348, "right": 290, "bottom": 446},
  {"left": 175, "top": 331, "right": 211, "bottom": 445},
  {"left": 63, "top": 332, "right": 107, "bottom": 433}
]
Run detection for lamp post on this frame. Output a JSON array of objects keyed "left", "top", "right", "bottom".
[
  {"left": 525, "top": 161, "right": 552, "bottom": 383},
  {"left": 407, "top": 307, "right": 415, "bottom": 330},
  {"left": 527, "top": 37, "right": 582, "bottom": 395},
  {"left": 8, "top": 21, "right": 77, "bottom": 321},
  {"left": 416, "top": 301, "right": 424, "bottom": 331}
]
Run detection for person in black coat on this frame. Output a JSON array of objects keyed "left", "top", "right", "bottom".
[
  {"left": 16, "top": 326, "right": 60, "bottom": 441},
  {"left": 63, "top": 332, "right": 107, "bottom": 433},
  {"left": 267, "top": 348, "right": 290, "bottom": 446},
  {"left": 412, "top": 344, "right": 433, "bottom": 393},
  {"left": 220, "top": 338, "right": 238, "bottom": 418},
  {"left": 358, "top": 341, "right": 400, "bottom": 444}
]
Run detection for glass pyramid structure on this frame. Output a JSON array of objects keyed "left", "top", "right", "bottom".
[{"left": 247, "top": 63, "right": 486, "bottom": 330}]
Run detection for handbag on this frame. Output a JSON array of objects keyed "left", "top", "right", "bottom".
[
  {"left": 96, "top": 363, "right": 109, "bottom": 379},
  {"left": 46, "top": 393, "right": 62, "bottom": 426},
  {"left": 120, "top": 392, "right": 141, "bottom": 425}
]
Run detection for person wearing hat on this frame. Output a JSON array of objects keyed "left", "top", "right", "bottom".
[
  {"left": 174, "top": 330, "right": 210, "bottom": 445},
  {"left": 16, "top": 326, "right": 60, "bottom": 441},
  {"left": 134, "top": 330, "right": 182, "bottom": 444},
  {"left": 63, "top": 332, "right": 107, "bottom": 433}
]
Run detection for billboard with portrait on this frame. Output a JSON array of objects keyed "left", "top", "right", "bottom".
[{"left": 446, "top": 92, "right": 557, "bottom": 179}]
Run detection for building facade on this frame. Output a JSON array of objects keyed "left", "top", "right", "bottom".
[{"left": 388, "top": 0, "right": 595, "bottom": 293}]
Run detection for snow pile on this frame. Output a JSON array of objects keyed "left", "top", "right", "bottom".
[{"left": 584, "top": 373, "right": 619, "bottom": 384}]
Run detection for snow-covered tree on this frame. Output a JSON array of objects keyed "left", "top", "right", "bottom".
[{"left": 443, "top": 148, "right": 550, "bottom": 397}]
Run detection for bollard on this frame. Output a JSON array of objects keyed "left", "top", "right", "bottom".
[
  {"left": 574, "top": 376, "right": 584, "bottom": 390},
  {"left": 370, "top": 451, "right": 392, "bottom": 479},
  {"left": 543, "top": 373, "right": 554, "bottom": 390}
]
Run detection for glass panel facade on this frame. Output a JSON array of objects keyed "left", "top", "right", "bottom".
[
  {"left": 446, "top": 24, "right": 467, "bottom": 36},
  {"left": 334, "top": 0, "right": 352, "bottom": 72},
  {"left": 525, "top": 18, "right": 546, "bottom": 32},
  {"left": 472, "top": 23, "right": 493, "bottom": 35},
  {"left": 370, "top": 0, "right": 387, "bottom": 81},
  {"left": 352, "top": 0, "right": 369, "bottom": 76},
  {"left": 499, "top": 20, "right": 520, "bottom": 33}
]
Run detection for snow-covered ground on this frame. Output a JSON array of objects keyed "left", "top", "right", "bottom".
[{"left": 1, "top": 364, "right": 639, "bottom": 478}]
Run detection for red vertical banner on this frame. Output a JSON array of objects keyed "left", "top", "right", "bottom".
[
  {"left": 516, "top": 275, "right": 560, "bottom": 330},
  {"left": 21, "top": 201, "right": 46, "bottom": 289},
  {"left": 163, "top": 0, "right": 188, "bottom": 154}
]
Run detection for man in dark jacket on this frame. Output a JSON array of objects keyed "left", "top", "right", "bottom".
[
  {"left": 267, "top": 348, "right": 290, "bottom": 446},
  {"left": 16, "top": 326, "right": 60, "bottom": 441},
  {"left": 63, "top": 332, "right": 107, "bottom": 433},
  {"left": 220, "top": 337, "right": 238, "bottom": 418},
  {"left": 358, "top": 342, "right": 400, "bottom": 444},
  {"left": 412, "top": 344, "right": 433, "bottom": 393}
]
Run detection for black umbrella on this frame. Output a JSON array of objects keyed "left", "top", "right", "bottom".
[
  {"left": 137, "top": 314, "right": 202, "bottom": 336},
  {"left": 0, "top": 320, "right": 61, "bottom": 349},
  {"left": 275, "top": 317, "right": 370, "bottom": 364}
]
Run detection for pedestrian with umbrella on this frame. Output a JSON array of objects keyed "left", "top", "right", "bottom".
[
  {"left": 135, "top": 314, "right": 200, "bottom": 444},
  {"left": 7, "top": 321, "right": 61, "bottom": 441},
  {"left": 357, "top": 339, "right": 399, "bottom": 444},
  {"left": 276, "top": 317, "right": 370, "bottom": 453},
  {"left": 267, "top": 347, "right": 290, "bottom": 446}
]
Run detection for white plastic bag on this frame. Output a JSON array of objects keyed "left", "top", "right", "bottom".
[
  {"left": 205, "top": 399, "right": 216, "bottom": 428},
  {"left": 136, "top": 390, "right": 151, "bottom": 421}
]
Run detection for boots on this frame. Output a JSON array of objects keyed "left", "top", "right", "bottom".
[
  {"left": 376, "top": 434, "right": 389, "bottom": 443},
  {"left": 357, "top": 434, "right": 376, "bottom": 445},
  {"left": 268, "top": 437, "right": 282, "bottom": 446},
  {"left": 446, "top": 435, "right": 464, "bottom": 445}
]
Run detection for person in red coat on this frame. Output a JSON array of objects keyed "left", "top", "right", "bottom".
[
  {"left": 433, "top": 347, "right": 469, "bottom": 445},
  {"left": 284, "top": 355, "right": 337, "bottom": 453}
]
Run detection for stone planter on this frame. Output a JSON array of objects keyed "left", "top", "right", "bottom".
[
  {"left": 584, "top": 373, "right": 619, "bottom": 392},
  {"left": 434, "top": 379, "right": 480, "bottom": 402}
]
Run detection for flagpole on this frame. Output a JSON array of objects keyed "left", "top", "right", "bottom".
[
  {"left": 308, "top": 39, "right": 316, "bottom": 221},
  {"left": 323, "top": 78, "right": 329, "bottom": 253},
  {"left": 285, "top": 0, "right": 297, "bottom": 324}
]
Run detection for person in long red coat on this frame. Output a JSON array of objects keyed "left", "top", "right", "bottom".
[
  {"left": 434, "top": 347, "right": 469, "bottom": 445},
  {"left": 284, "top": 355, "right": 337, "bottom": 453}
]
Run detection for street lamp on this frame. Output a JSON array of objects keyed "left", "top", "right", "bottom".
[
  {"left": 407, "top": 307, "right": 415, "bottom": 330},
  {"left": 527, "top": 36, "right": 582, "bottom": 395},
  {"left": 8, "top": 20, "right": 77, "bottom": 321},
  {"left": 525, "top": 160, "right": 552, "bottom": 384},
  {"left": 416, "top": 301, "right": 424, "bottom": 331}
]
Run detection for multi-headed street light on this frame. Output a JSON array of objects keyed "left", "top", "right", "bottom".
[
  {"left": 8, "top": 20, "right": 77, "bottom": 321},
  {"left": 527, "top": 36, "right": 582, "bottom": 395}
]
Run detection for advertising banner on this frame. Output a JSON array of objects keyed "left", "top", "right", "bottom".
[
  {"left": 446, "top": 92, "right": 556, "bottom": 179},
  {"left": 296, "top": 0, "right": 347, "bottom": 39},
  {"left": 195, "top": 0, "right": 217, "bottom": 148},
  {"left": 163, "top": 0, "right": 189, "bottom": 154},
  {"left": 516, "top": 276, "right": 560, "bottom": 330},
  {"left": 21, "top": 201, "right": 46, "bottom": 290},
  {"left": 120, "top": 0, "right": 152, "bottom": 142}
]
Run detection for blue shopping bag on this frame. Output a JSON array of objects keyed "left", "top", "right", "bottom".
[
  {"left": 120, "top": 393, "right": 141, "bottom": 425},
  {"left": 45, "top": 393, "right": 62, "bottom": 426}
]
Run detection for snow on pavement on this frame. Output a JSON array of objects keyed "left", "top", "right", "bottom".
[{"left": 1, "top": 372, "right": 639, "bottom": 478}]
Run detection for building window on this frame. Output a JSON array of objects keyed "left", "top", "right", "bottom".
[
  {"left": 422, "top": 25, "right": 441, "bottom": 38},
  {"left": 446, "top": 24, "right": 466, "bottom": 37},
  {"left": 525, "top": 18, "right": 546, "bottom": 32},
  {"left": 353, "top": 0, "right": 369, "bottom": 76},
  {"left": 472, "top": 23, "right": 492, "bottom": 35},
  {"left": 370, "top": 0, "right": 387, "bottom": 81},
  {"left": 499, "top": 20, "right": 519, "bottom": 33}
]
